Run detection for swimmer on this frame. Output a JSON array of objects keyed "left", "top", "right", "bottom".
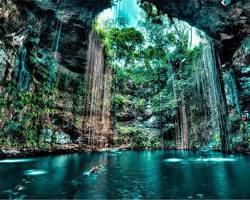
[{"left": 89, "top": 164, "right": 103, "bottom": 174}]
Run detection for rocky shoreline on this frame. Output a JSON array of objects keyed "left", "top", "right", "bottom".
[
  {"left": 0, "top": 144, "right": 131, "bottom": 159},
  {"left": 0, "top": 144, "right": 90, "bottom": 159},
  {"left": 1, "top": 144, "right": 250, "bottom": 159}
]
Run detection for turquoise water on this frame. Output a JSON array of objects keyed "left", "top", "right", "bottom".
[{"left": 1, "top": 150, "right": 250, "bottom": 199}]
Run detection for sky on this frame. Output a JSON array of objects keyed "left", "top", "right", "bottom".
[
  {"left": 97, "top": 0, "right": 201, "bottom": 47},
  {"left": 98, "top": 0, "right": 142, "bottom": 28}
]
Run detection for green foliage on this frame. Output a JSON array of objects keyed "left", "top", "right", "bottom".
[
  {"left": 0, "top": 79, "right": 58, "bottom": 147},
  {"left": 112, "top": 64, "right": 130, "bottom": 89},
  {"left": 96, "top": 2, "right": 205, "bottom": 149},
  {"left": 93, "top": 20, "right": 110, "bottom": 47},
  {"left": 6, "top": 121, "right": 21, "bottom": 135},
  {"left": 109, "top": 27, "right": 144, "bottom": 64},
  {"left": 152, "top": 89, "right": 177, "bottom": 117},
  {"left": 132, "top": 97, "right": 145, "bottom": 111},
  {"left": 213, "top": 132, "right": 221, "bottom": 149},
  {"left": 229, "top": 123, "right": 250, "bottom": 150},
  {"left": 111, "top": 94, "right": 129, "bottom": 107},
  {"left": 140, "top": 1, "right": 164, "bottom": 24},
  {"left": 116, "top": 123, "right": 162, "bottom": 149}
]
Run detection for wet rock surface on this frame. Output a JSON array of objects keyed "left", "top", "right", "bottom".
[
  {"left": 232, "top": 37, "right": 250, "bottom": 109},
  {"left": 0, "top": 0, "right": 249, "bottom": 153},
  {"left": 0, "top": 0, "right": 113, "bottom": 150},
  {"left": 142, "top": 0, "right": 250, "bottom": 63}
]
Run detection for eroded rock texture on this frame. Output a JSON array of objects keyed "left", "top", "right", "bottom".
[
  {"left": 0, "top": 0, "right": 112, "bottom": 148},
  {"left": 143, "top": 0, "right": 250, "bottom": 150},
  {"left": 0, "top": 0, "right": 249, "bottom": 151},
  {"left": 142, "top": 0, "right": 250, "bottom": 62},
  {"left": 141, "top": 0, "right": 250, "bottom": 108}
]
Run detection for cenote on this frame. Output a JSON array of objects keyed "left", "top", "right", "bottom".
[
  {"left": 1, "top": 151, "right": 250, "bottom": 199},
  {"left": 0, "top": 0, "right": 250, "bottom": 199}
]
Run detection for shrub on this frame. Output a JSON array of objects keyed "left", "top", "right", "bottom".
[{"left": 111, "top": 94, "right": 129, "bottom": 107}]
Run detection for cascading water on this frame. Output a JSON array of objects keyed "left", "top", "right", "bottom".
[
  {"left": 53, "top": 18, "right": 63, "bottom": 55},
  {"left": 15, "top": 47, "right": 31, "bottom": 90},
  {"left": 196, "top": 38, "right": 229, "bottom": 151},
  {"left": 172, "top": 34, "right": 229, "bottom": 151},
  {"left": 52, "top": 0, "right": 66, "bottom": 64},
  {"left": 181, "top": 99, "right": 189, "bottom": 149},
  {"left": 169, "top": 57, "right": 189, "bottom": 150},
  {"left": 83, "top": 30, "right": 113, "bottom": 148},
  {"left": 98, "top": 1, "right": 232, "bottom": 151},
  {"left": 174, "top": 92, "right": 189, "bottom": 149},
  {"left": 52, "top": 17, "right": 63, "bottom": 66}
]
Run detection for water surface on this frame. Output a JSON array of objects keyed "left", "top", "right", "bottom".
[{"left": 1, "top": 150, "right": 250, "bottom": 199}]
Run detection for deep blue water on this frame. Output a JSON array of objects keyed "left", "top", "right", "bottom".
[{"left": 1, "top": 150, "right": 250, "bottom": 199}]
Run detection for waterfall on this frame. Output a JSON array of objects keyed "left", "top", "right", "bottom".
[
  {"left": 169, "top": 59, "right": 189, "bottom": 149},
  {"left": 52, "top": 0, "right": 66, "bottom": 62},
  {"left": 15, "top": 47, "right": 31, "bottom": 90},
  {"left": 175, "top": 97, "right": 189, "bottom": 149},
  {"left": 83, "top": 30, "right": 113, "bottom": 148},
  {"left": 181, "top": 99, "right": 189, "bottom": 149},
  {"left": 53, "top": 18, "right": 63, "bottom": 56},
  {"left": 172, "top": 36, "right": 229, "bottom": 150},
  {"left": 52, "top": 17, "right": 63, "bottom": 83},
  {"left": 197, "top": 38, "right": 229, "bottom": 150}
]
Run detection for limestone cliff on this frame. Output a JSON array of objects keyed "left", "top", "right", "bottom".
[
  {"left": 0, "top": 0, "right": 249, "bottom": 152},
  {"left": 0, "top": 0, "right": 113, "bottom": 150}
]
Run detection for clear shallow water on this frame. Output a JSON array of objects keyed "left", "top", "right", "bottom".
[{"left": 1, "top": 150, "right": 250, "bottom": 199}]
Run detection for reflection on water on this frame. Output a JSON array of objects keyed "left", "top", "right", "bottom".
[
  {"left": 24, "top": 169, "right": 48, "bottom": 176},
  {"left": 1, "top": 150, "right": 250, "bottom": 199},
  {"left": 0, "top": 158, "right": 36, "bottom": 163},
  {"left": 194, "top": 157, "right": 236, "bottom": 162},
  {"left": 163, "top": 157, "right": 237, "bottom": 163},
  {"left": 164, "top": 158, "right": 183, "bottom": 162}
]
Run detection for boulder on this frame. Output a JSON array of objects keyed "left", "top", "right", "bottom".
[
  {"left": 55, "top": 131, "right": 72, "bottom": 144},
  {"left": 39, "top": 129, "right": 53, "bottom": 143},
  {"left": 143, "top": 116, "right": 162, "bottom": 128}
]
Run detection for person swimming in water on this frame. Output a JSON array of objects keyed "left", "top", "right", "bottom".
[{"left": 88, "top": 164, "right": 104, "bottom": 174}]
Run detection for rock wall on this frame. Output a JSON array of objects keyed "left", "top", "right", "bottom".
[
  {"left": 231, "top": 37, "right": 250, "bottom": 110},
  {"left": 142, "top": 0, "right": 250, "bottom": 62},
  {"left": 142, "top": 0, "right": 250, "bottom": 151},
  {"left": 142, "top": 0, "right": 249, "bottom": 109},
  {"left": 0, "top": 0, "right": 112, "bottom": 149},
  {"left": 0, "top": 0, "right": 249, "bottom": 151}
]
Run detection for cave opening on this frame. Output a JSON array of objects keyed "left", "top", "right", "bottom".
[
  {"left": 0, "top": 0, "right": 247, "bottom": 153},
  {"left": 92, "top": 0, "right": 231, "bottom": 151},
  {"left": 0, "top": 0, "right": 250, "bottom": 199}
]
